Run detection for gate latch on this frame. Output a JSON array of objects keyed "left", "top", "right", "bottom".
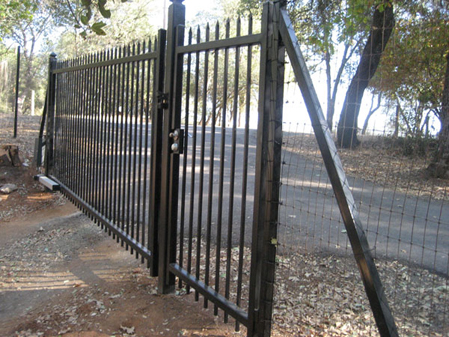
[
  {"left": 157, "top": 92, "right": 169, "bottom": 110},
  {"left": 169, "top": 128, "right": 184, "bottom": 154}
]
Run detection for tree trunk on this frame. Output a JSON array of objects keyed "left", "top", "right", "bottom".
[
  {"left": 362, "top": 93, "right": 381, "bottom": 135},
  {"left": 326, "top": 44, "right": 354, "bottom": 131},
  {"left": 428, "top": 53, "right": 449, "bottom": 178},
  {"left": 337, "top": 2, "right": 395, "bottom": 148},
  {"left": 393, "top": 104, "right": 400, "bottom": 138},
  {"left": 325, "top": 50, "right": 333, "bottom": 130}
]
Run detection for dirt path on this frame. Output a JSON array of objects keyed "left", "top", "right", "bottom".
[{"left": 0, "top": 202, "right": 241, "bottom": 337}]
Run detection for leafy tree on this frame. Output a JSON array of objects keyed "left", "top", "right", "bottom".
[
  {"left": 238, "top": 0, "right": 383, "bottom": 132},
  {"left": 370, "top": 3, "right": 448, "bottom": 136},
  {"left": 368, "top": 2, "right": 449, "bottom": 176},
  {"left": 2, "top": 0, "right": 73, "bottom": 114},
  {"left": 0, "top": 0, "right": 155, "bottom": 115},
  {"left": 51, "top": 0, "right": 158, "bottom": 58},
  {"left": 291, "top": 0, "right": 373, "bottom": 131},
  {"left": 0, "top": 1, "right": 35, "bottom": 41}
]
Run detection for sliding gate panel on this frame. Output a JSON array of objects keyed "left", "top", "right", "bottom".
[
  {"left": 167, "top": 18, "right": 263, "bottom": 327},
  {"left": 49, "top": 34, "right": 165, "bottom": 270}
]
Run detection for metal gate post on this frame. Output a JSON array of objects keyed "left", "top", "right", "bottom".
[
  {"left": 45, "top": 52, "right": 57, "bottom": 176},
  {"left": 148, "top": 29, "right": 167, "bottom": 276},
  {"left": 248, "top": 1, "right": 285, "bottom": 336},
  {"left": 158, "top": 0, "right": 185, "bottom": 294}
]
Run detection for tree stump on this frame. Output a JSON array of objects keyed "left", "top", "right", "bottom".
[{"left": 0, "top": 145, "right": 22, "bottom": 167}]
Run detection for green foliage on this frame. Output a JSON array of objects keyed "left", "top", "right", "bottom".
[
  {"left": 78, "top": 0, "right": 127, "bottom": 37},
  {"left": 370, "top": 2, "right": 449, "bottom": 136},
  {"left": 52, "top": 0, "right": 158, "bottom": 58},
  {"left": 0, "top": 0, "right": 36, "bottom": 40},
  {"left": 91, "top": 21, "right": 107, "bottom": 35}
]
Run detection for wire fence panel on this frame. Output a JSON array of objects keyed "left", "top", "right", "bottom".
[
  {"left": 276, "top": 121, "right": 448, "bottom": 336},
  {"left": 50, "top": 37, "right": 161, "bottom": 267},
  {"left": 272, "top": 5, "right": 449, "bottom": 334}
]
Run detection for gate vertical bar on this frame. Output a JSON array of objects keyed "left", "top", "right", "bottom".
[
  {"left": 248, "top": 2, "right": 285, "bottom": 336},
  {"left": 45, "top": 52, "right": 57, "bottom": 176},
  {"left": 158, "top": 0, "right": 185, "bottom": 293}
]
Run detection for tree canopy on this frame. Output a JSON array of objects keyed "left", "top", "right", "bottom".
[
  {"left": 0, "top": 0, "right": 153, "bottom": 115},
  {"left": 370, "top": 2, "right": 449, "bottom": 137},
  {"left": 0, "top": 1, "right": 35, "bottom": 41},
  {"left": 1, "top": 0, "right": 448, "bottom": 175}
]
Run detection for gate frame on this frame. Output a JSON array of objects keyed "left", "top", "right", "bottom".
[{"left": 157, "top": 1, "right": 285, "bottom": 334}]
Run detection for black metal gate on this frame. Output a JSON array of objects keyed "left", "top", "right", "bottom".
[
  {"left": 39, "top": 1, "right": 399, "bottom": 336},
  {"left": 44, "top": 30, "right": 165, "bottom": 274}
]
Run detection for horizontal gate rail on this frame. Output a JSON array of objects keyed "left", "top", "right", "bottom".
[
  {"left": 52, "top": 51, "right": 159, "bottom": 74},
  {"left": 176, "top": 33, "right": 263, "bottom": 53},
  {"left": 53, "top": 176, "right": 153, "bottom": 261},
  {"left": 169, "top": 263, "right": 249, "bottom": 325}
]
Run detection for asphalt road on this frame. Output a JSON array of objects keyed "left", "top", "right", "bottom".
[
  {"left": 54, "top": 120, "right": 449, "bottom": 276},
  {"left": 178, "top": 126, "right": 449, "bottom": 276}
]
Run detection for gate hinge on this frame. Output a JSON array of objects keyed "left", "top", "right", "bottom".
[
  {"left": 157, "top": 92, "right": 169, "bottom": 110},
  {"left": 169, "top": 128, "right": 184, "bottom": 154}
]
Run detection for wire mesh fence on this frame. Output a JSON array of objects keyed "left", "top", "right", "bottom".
[
  {"left": 273, "top": 6, "right": 449, "bottom": 331},
  {"left": 275, "top": 121, "right": 448, "bottom": 336}
]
